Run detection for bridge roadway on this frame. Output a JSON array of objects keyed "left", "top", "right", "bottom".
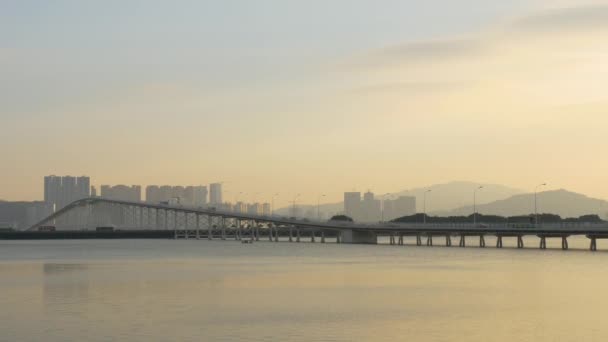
[{"left": 29, "top": 198, "right": 608, "bottom": 251}]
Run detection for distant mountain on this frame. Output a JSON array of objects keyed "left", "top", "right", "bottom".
[
  {"left": 444, "top": 189, "right": 607, "bottom": 218},
  {"left": 391, "top": 181, "right": 524, "bottom": 213}
]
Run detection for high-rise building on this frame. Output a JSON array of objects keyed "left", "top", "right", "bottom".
[
  {"left": 44, "top": 175, "right": 62, "bottom": 210},
  {"left": 234, "top": 202, "right": 246, "bottom": 213},
  {"left": 146, "top": 185, "right": 160, "bottom": 203},
  {"left": 362, "top": 191, "right": 381, "bottom": 222},
  {"left": 145, "top": 185, "right": 208, "bottom": 206},
  {"left": 262, "top": 203, "right": 271, "bottom": 216},
  {"left": 44, "top": 175, "right": 91, "bottom": 211},
  {"left": 247, "top": 203, "right": 261, "bottom": 215},
  {"left": 344, "top": 192, "right": 361, "bottom": 221},
  {"left": 192, "top": 186, "right": 208, "bottom": 207},
  {"left": 100, "top": 185, "right": 141, "bottom": 202},
  {"left": 209, "top": 183, "right": 222, "bottom": 205},
  {"left": 60, "top": 176, "right": 76, "bottom": 209},
  {"left": 76, "top": 176, "right": 90, "bottom": 200}
]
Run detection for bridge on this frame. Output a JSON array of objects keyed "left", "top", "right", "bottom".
[{"left": 28, "top": 198, "right": 608, "bottom": 251}]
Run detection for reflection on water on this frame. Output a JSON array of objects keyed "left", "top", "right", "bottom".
[
  {"left": 43, "top": 263, "right": 90, "bottom": 312},
  {"left": 1, "top": 239, "right": 608, "bottom": 341}
]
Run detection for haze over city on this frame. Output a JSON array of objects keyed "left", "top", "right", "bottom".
[
  {"left": 3, "top": 2, "right": 608, "bottom": 341},
  {"left": 3, "top": 0, "right": 608, "bottom": 205}
]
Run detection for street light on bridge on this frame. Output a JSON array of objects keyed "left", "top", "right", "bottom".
[
  {"left": 271, "top": 193, "right": 279, "bottom": 216},
  {"left": 317, "top": 194, "right": 326, "bottom": 221},
  {"left": 381, "top": 193, "right": 391, "bottom": 223},
  {"left": 535, "top": 183, "right": 547, "bottom": 227},
  {"left": 423, "top": 189, "right": 432, "bottom": 224},
  {"left": 291, "top": 194, "right": 301, "bottom": 218},
  {"left": 473, "top": 186, "right": 484, "bottom": 226}
]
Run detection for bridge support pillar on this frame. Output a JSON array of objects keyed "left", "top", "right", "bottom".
[
  {"left": 416, "top": 235, "right": 422, "bottom": 246},
  {"left": 311, "top": 231, "right": 316, "bottom": 243},
  {"left": 590, "top": 237, "right": 597, "bottom": 251},
  {"left": 459, "top": 235, "right": 465, "bottom": 247},
  {"left": 496, "top": 236, "right": 503, "bottom": 248},
  {"left": 398, "top": 234, "right": 403, "bottom": 245},
  {"left": 221, "top": 218, "right": 226, "bottom": 240},
  {"left": 389, "top": 234, "right": 395, "bottom": 245},
  {"left": 480, "top": 235, "right": 486, "bottom": 248},
  {"left": 446, "top": 235, "right": 452, "bottom": 247},
  {"left": 196, "top": 215, "right": 200, "bottom": 240},
  {"left": 321, "top": 230, "right": 325, "bottom": 243},
  {"left": 296, "top": 228, "right": 301, "bottom": 242},
  {"left": 289, "top": 227, "right": 293, "bottom": 242},
  {"left": 426, "top": 236, "right": 433, "bottom": 246},
  {"left": 336, "top": 232, "right": 341, "bottom": 244},
  {"left": 207, "top": 216, "right": 212, "bottom": 240},
  {"left": 517, "top": 236, "right": 524, "bottom": 249},
  {"left": 164, "top": 210, "right": 168, "bottom": 230},
  {"left": 255, "top": 224, "right": 260, "bottom": 241},
  {"left": 274, "top": 227, "right": 279, "bottom": 242},
  {"left": 269, "top": 225, "right": 273, "bottom": 242},
  {"left": 539, "top": 236, "right": 546, "bottom": 249},
  {"left": 562, "top": 237, "right": 569, "bottom": 250},
  {"left": 340, "top": 230, "right": 377, "bottom": 244}
]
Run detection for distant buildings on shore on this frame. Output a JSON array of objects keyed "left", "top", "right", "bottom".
[
  {"left": 344, "top": 191, "right": 416, "bottom": 222},
  {"left": 101, "top": 185, "right": 142, "bottom": 202},
  {"left": 144, "top": 185, "right": 208, "bottom": 207},
  {"left": 0, "top": 175, "right": 419, "bottom": 229}
]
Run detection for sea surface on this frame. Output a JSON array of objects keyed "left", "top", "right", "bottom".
[{"left": 1, "top": 237, "right": 607, "bottom": 341}]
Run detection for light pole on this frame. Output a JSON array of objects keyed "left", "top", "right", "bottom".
[
  {"left": 235, "top": 192, "right": 245, "bottom": 212},
  {"left": 535, "top": 183, "right": 547, "bottom": 227},
  {"left": 271, "top": 193, "right": 279, "bottom": 216},
  {"left": 381, "top": 193, "right": 391, "bottom": 223},
  {"left": 317, "top": 194, "right": 326, "bottom": 221},
  {"left": 292, "top": 194, "right": 300, "bottom": 218},
  {"left": 423, "top": 189, "right": 432, "bottom": 224},
  {"left": 473, "top": 186, "right": 484, "bottom": 226}
]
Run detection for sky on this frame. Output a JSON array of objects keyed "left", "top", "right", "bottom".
[{"left": 1, "top": 0, "right": 608, "bottom": 206}]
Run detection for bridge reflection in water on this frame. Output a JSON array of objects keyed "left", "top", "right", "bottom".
[{"left": 30, "top": 198, "right": 608, "bottom": 251}]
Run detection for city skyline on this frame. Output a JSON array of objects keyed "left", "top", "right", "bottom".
[{"left": 2, "top": 1, "right": 608, "bottom": 204}]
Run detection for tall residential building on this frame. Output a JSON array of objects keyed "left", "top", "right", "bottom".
[
  {"left": 60, "top": 176, "right": 76, "bottom": 209},
  {"left": 192, "top": 186, "right": 208, "bottom": 207},
  {"left": 100, "top": 185, "right": 141, "bottom": 202},
  {"left": 247, "top": 203, "right": 261, "bottom": 215},
  {"left": 44, "top": 175, "right": 91, "bottom": 211},
  {"left": 262, "top": 203, "right": 271, "bottom": 216},
  {"left": 234, "top": 202, "right": 246, "bottom": 213},
  {"left": 209, "top": 183, "right": 222, "bottom": 205},
  {"left": 344, "top": 192, "right": 361, "bottom": 221},
  {"left": 44, "top": 175, "right": 62, "bottom": 208},
  {"left": 362, "top": 191, "right": 381, "bottom": 222},
  {"left": 145, "top": 185, "right": 208, "bottom": 206},
  {"left": 76, "top": 176, "right": 90, "bottom": 200}
]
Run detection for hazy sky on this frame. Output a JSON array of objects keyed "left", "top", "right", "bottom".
[{"left": 2, "top": 0, "right": 608, "bottom": 206}]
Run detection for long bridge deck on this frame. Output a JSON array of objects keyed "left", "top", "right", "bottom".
[{"left": 28, "top": 198, "right": 608, "bottom": 251}]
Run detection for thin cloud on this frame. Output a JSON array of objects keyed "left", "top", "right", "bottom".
[
  {"left": 350, "top": 80, "right": 471, "bottom": 95},
  {"left": 512, "top": 4, "right": 608, "bottom": 32},
  {"left": 361, "top": 3, "right": 608, "bottom": 69},
  {"left": 377, "top": 38, "right": 483, "bottom": 62}
]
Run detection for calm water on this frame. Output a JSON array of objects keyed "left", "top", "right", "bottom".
[{"left": 1, "top": 237, "right": 607, "bottom": 341}]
